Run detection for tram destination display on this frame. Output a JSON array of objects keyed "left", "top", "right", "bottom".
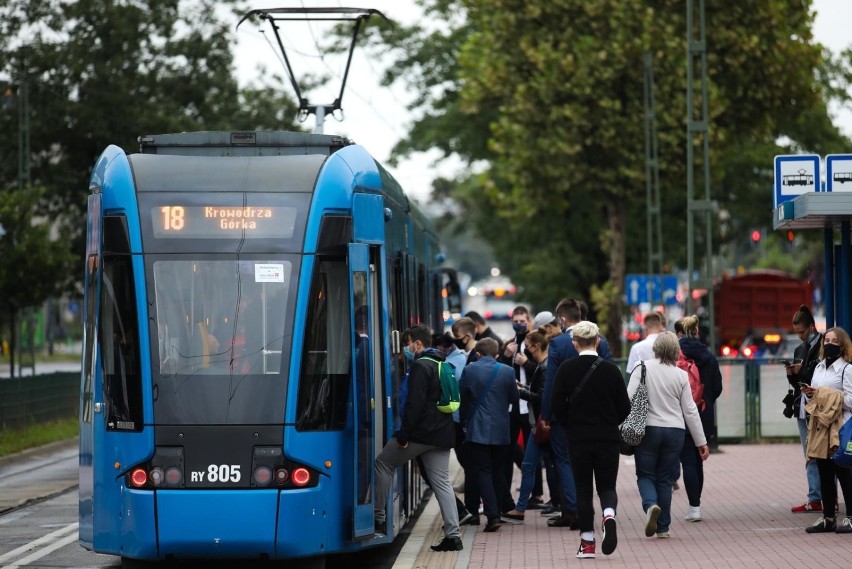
[{"left": 152, "top": 205, "right": 297, "bottom": 239}]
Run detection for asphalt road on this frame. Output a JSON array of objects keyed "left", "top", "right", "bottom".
[{"left": 0, "top": 439, "right": 409, "bottom": 569}]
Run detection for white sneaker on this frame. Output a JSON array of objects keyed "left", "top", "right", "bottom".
[{"left": 685, "top": 506, "right": 702, "bottom": 522}]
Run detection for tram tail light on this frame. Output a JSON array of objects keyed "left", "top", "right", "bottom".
[
  {"left": 291, "top": 467, "right": 311, "bottom": 487},
  {"left": 253, "top": 466, "right": 273, "bottom": 486},
  {"left": 130, "top": 468, "right": 148, "bottom": 488}
]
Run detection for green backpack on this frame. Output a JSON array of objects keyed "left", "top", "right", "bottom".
[{"left": 421, "top": 357, "right": 461, "bottom": 413}]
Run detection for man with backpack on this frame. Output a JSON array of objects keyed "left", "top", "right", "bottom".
[{"left": 373, "top": 324, "right": 462, "bottom": 552}]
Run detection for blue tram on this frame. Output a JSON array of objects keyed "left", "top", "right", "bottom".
[{"left": 78, "top": 131, "right": 460, "bottom": 564}]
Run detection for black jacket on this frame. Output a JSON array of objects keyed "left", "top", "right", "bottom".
[
  {"left": 679, "top": 337, "right": 724, "bottom": 440},
  {"left": 397, "top": 350, "right": 456, "bottom": 448},
  {"left": 551, "top": 355, "right": 631, "bottom": 442},
  {"left": 679, "top": 337, "right": 724, "bottom": 404},
  {"left": 786, "top": 333, "right": 823, "bottom": 417}
]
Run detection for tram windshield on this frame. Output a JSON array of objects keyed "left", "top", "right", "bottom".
[{"left": 147, "top": 256, "right": 298, "bottom": 424}]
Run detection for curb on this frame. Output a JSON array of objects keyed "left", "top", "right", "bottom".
[{"left": 0, "top": 437, "right": 79, "bottom": 468}]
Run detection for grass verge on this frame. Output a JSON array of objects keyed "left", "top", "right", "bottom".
[{"left": 0, "top": 418, "right": 78, "bottom": 457}]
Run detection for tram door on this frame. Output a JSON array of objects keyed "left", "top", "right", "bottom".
[
  {"left": 79, "top": 193, "right": 102, "bottom": 545},
  {"left": 349, "top": 243, "right": 378, "bottom": 538}
]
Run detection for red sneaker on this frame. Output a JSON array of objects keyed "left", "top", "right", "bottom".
[
  {"left": 791, "top": 501, "right": 822, "bottom": 513},
  {"left": 576, "top": 538, "right": 595, "bottom": 559}
]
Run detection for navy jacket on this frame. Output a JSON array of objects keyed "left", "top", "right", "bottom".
[{"left": 459, "top": 356, "right": 518, "bottom": 445}]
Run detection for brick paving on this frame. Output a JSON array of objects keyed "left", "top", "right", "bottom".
[{"left": 399, "top": 443, "right": 851, "bottom": 568}]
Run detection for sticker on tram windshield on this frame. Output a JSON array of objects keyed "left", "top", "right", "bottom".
[{"left": 255, "top": 263, "right": 286, "bottom": 283}]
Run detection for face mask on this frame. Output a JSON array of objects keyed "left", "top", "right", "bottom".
[
  {"left": 824, "top": 343, "right": 841, "bottom": 361},
  {"left": 453, "top": 337, "right": 467, "bottom": 350},
  {"left": 403, "top": 346, "right": 415, "bottom": 361},
  {"left": 513, "top": 322, "right": 527, "bottom": 334}
]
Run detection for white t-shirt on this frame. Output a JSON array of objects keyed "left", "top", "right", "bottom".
[{"left": 627, "top": 333, "right": 659, "bottom": 373}]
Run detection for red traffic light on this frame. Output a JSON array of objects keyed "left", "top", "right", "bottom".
[
  {"left": 751, "top": 230, "right": 761, "bottom": 243},
  {"left": 787, "top": 231, "right": 795, "bottom": 242}
]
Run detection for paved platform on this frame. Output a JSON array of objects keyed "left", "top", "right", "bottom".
[{"left": 397, "top": 443, "right": 851, "bottom": 568}]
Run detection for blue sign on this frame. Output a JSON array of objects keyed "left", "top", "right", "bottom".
[
  {"left": 625, "top": 274, "right": 679, "bottom": 306},
  {"left": 774, "top": 154, "right": 820, "bottom": 208},
  {"left": 660, "top": 275, "right": 678, "bottom": 305},
  {"left": 625, "top": 274, "right": 648, "bottom": 305},
  {"left": 826, "top": 154, "right": 852, "bottom": 193}
]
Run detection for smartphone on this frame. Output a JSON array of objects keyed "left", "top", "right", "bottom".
[
  {"left": 799, "top": 382, "right": 810, "bottom": 389},
  {"left": 782, "top": 360, "right": 791, "bottom": 366}
]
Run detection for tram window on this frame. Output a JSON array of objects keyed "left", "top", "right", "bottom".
[
  {"left": 149, "top": 258, "right": 294, "bottom": 425},
  {"left": 296, "top": 258, "right": 351, "bottom": 431},
  {"left": 100, "top": 216, "right": 143, "bottom": 431}
]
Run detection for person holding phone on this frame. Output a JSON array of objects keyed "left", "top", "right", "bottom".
[
  {"left": 786, "top": 305, "right": 824, "bottom": 513},
  {"left": 799, "top": 327, "right": 852, "bottom": 533}
]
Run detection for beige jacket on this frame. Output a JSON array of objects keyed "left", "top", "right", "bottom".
[{"left": 805, "top": 387, "right": 845, "bottom": 460}]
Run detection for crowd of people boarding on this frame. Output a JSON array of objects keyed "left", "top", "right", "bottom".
[{"left": 376, "top": 300, "right": 852, "bottom": 558}]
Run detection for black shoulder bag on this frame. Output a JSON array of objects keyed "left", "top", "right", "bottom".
[{"left": 570, "top": 357, "right": 603, "bottom": 404}]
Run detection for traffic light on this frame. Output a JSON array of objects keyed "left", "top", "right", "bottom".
[{"left": 750, "top": 229, "right": 761, "bottom": 246}]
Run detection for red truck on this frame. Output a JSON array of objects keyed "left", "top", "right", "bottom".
[{"left": 712, "top": 270, "right": 813, "bottom": 358}]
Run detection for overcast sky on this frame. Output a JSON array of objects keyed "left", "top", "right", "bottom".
[{"left": 233, "top": 0, "right": 852, "bottom": 201}]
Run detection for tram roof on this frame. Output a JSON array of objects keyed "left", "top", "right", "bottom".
[{"left": 137, "top": 131, "right": 352, "bottom": 156}]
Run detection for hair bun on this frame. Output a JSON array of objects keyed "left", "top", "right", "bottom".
[{"left": 800, "top": 304, "right": 810, "bottom": 313}]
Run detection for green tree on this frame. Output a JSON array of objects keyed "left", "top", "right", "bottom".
[
  {"left": 0, "top": 0, "right": 302, "bottom": 279},
  {"left": 360, "top": 1, "right": 848, "bottom": 351},
  {"left": 0, "top": 186, "right": 76, "bottom": 377}
]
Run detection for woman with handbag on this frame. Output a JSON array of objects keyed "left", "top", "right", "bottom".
[
  {"left": 502, "top": 329, "right": 559, "bottom": 521},
  {"left": 627, "top": 332, "right": 709, "bottom": 540},
  {"left": 799, "top": 326, "right": 852, "bottom": 534}
]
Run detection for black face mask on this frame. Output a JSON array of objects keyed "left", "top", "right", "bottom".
[
  {"left": 453, "top": 337, "right": 468, "bottom": 350},
  {"left": 824, "top": 343, "right": 842, "bottom": 362}
]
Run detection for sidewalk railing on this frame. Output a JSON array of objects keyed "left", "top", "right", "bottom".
[
  {"left": 614, "top": 357, "right": 797, "bottom": 442},
  {"left": 0, "top": 360, "right": 798, "bottom": 441},
  {"left": 0, "top": 372, "right": 79, "bottom": 429}
]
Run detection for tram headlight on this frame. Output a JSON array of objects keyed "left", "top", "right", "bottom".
[
  {"left": 274, "top": 467, "right": 289, "bottom": 484},
  {"left": 149, "top": 467, "right": 164, "bottom": 486}
]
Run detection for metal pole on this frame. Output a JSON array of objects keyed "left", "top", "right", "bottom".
[{"left": 314, "top": 105, "right": 326, "bottom": 134}]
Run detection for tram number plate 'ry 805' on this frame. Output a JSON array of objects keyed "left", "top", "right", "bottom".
[{"left": 190, "top": 464, "right": 242, "bottom": 483}]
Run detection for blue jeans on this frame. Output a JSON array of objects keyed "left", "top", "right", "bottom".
[
  {"left": 549, "top": 422, "right": 578, "bottom": 514},
  {"left": 634, "top": 426, "right": 684, "bottom": 534},
  {"left": 798, "top": 417, "right": 822, "bottom": 502}
]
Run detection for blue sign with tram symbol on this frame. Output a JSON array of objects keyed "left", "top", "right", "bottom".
[
  {"left": 826, "top": 154, "right": 852, "bottom": 193},
  {"left": 774, "top": 154, "right": 820, "bottom": 208},
  {"left": 625, "top": 274, "right": 678, "bottom": 305}
]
